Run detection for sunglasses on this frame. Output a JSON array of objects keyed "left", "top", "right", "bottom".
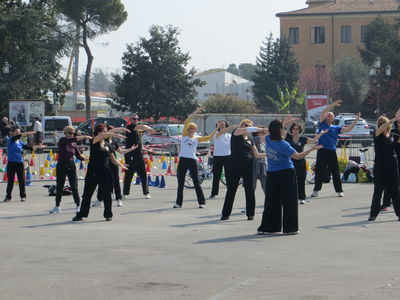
[
  {"left": 244, "top": 124, "right": 250, "bottom": 127},
  {"left": 67, "top": 132, "right": 74, "bottom": 135},
  {"left": 130, "top": 117, "right": 139, "bottom": 120}
]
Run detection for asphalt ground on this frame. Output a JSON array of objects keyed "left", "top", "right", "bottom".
[{"left": 1, "top": 173, "right": 400, "bottom": 300}]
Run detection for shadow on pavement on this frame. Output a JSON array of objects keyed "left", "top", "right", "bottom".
[{"left": 195, "top": 233, "right": 286, "bottom": 244}]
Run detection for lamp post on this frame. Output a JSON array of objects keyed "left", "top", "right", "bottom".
[
  {"left": 369, "top": 57, "right": 391, "bottom": 116},
  {"left": 2, "top": 61, "right": 10, "bottom": 74},
  {"left": 245, "top": 87, "right": 250, "bottom": 103}
]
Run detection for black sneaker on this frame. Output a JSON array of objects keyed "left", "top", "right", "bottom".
[
  {"left": 209, "top": 194, "right": 216, "bottom": 199},
  {"left": 368, "top": 216, "right": 376, "bottom": 221},
  {"left": 247, "top": 216, "right": 254, "bottom": 220},
  {"left": 3, "top": 197, "right": 11, "bottom": 202},
  {"left": 105, "top": 217, "right": 112, "bottom": 221},
  {"left": 72, "top": 216, "right": 83, "bottom": 222},
  {"left": 220, "top": 216, "right": 229, "bottom": 220}
]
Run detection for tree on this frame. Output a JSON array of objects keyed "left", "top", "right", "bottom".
[
  {"left": 299, "top": 67, "right": 339, "bottom": 96},
  {"left": 77, "top": 69, "right": 115, "bottom": 93},
  {"left": 111, "top": 25, "right": 204, "bottom": 121},
  {"left": 202, "top": 94, "right": 260, "bottom": 114},
  {"left": 253, "top": 33, "right": 299, "bottom": 113},
  {"left": 55, "top": 0, "right": 127, "bottom": 119},
  {"left": 331, "top": 57, "right": 369, "bottom": 113},
  {"left": 226, "top": 63, "right": 238, "bottom": 75},
  {"left": 266, "top": 84, "right": 305, "bottom": 114},
  {"left": 0, "top": 0, "right": 71, "bottom": 116},
  {"left": 238, "top": 63, "right": 257, "bottom": 81}
]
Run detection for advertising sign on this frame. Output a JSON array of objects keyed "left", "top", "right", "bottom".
[
  {"left": 306, "top": 95, "right": 329, "bottom": 122},
  {"left": 9, "top": 100, "right": 45, "bottom": 126}
]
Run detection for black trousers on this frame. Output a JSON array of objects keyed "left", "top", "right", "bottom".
[
  {"left": 222, "top": 159, "right": 255, "bottom": 218},
  {"left": 314, "top": 149, "right": 343, "bottom": 193},
  {"left": 97, "top": 163, "right": 122, "bottom": 201},
  {"left": 77, "top": 166, "right": 113, "bottom": 219},
  {"left": 293, "top": 159, "right": 306, "bottom": 200},
  {"left": 258, "top": 168, "right": 298, "bottom": 233},
  {"left": 123, "top": 153, "right": 148, "bottom": 196},
  {"left": 369, "top": 164, "right": 400, "bottom": 218},
  {"left": 6, "top": 161, "right": 26, "bottom": 199},
  {"left": 55, "top": 160, "right": 80, "bottom": 206},
  {"left": 211, "top": 155, "right": 230, "bottom": 196},
  {"left": 176, "top": 157, "right": 205, "bottom": 205}
]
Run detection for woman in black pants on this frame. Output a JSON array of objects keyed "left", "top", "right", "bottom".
[
  {"left": 3, "top": 128, "right": 45, "bottom": 202},
  {"left": 50, "top": 126, "right": 92, "bottom": 214},
  {"left": 286, "top": 123, "right": 327, "bottom": 204},
  {"left": 72, "top": 124, "right": 127, "bottom": 222},
  {"left": 368, "top": 115, "right": 400, "bottom": 222},
  {"left": 221, "top": 119, "right": 268, "bottom": 221},
  {"left": 257, "top": 119, "right": 321, "bottom": 235},
  {"left": 210, "top": 120, "right": 238, "bottom": 198},
  {"left": 174, "top": 113, "right": 218, "bottom": 208}
]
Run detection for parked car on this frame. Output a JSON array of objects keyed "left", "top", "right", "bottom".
[
  {"left": 304, "top": 120, "right": 318, "bottom": 134},
  {"left": 332, "top": 114, "right": 371, "bottom": 146},
  {"left": 76, "top": 117, "right": 127, "bottom": 136},
  {"left": 42, "top": 116, "right": 72, "bottom": 146},
  {"left": 142, "top": 124, "right": 210, "bottom": 155}
]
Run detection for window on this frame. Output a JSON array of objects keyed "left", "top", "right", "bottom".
[
  {"left": 311, "top": 26, "right": 325, "bottom": 44},
  {"left": 289, "top": 27, "right": 299, "bottom": 45},
  {"left": 361, "top": 25, "right": 367, "bottom": 43},
  {"left": 341, "top": 26, "right": 352, "bottom": 43}
]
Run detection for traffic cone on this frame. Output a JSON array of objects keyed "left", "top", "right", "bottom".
[
  {"left": 149, "top": 154, "right": 154, "bottom": 162},
  {"left": 29, "top": 158, "right": 35, "bottom": 166},
  {"left": 54, "top": 154, "right": 58, "bottom": 161},
  {"left": 52, "top": 167, "right": 57, "bottom": 177},
  {"left": 153, "top": 175, "right": 160, "bottom": 187},
  {"left": 147, "top": 175, "right": 153, "bottom": 186},
  {"left": 3, "top": 171, "right": 8, "bottom": 181},
  {"left": 49, "top": 149, "right": 53, "bottom": 158},
  {"left": 160, "top": 155, "right": 165, "bottom": 162},
  {"left": 143, "top": 151, "right": 149, "bottom": 164},
  {"left": 79, "top": 161, "right": 84, "bottom": 170},
  {"left": 44, "top": 160, "right": 50, "bottom": 168},
  {"left": 39, "top": 165, "right": 45, "bottom": 177},
  {"left": 46, "top": 153, "right": 51, "bottom": 161},
  {"left": 174, "top": 155, "right": 179, "bottom": 164},
  {"left": 31, "top": 151, "right": 36, "bottom": 159},
  {"left": 166, "top": 164, "right": 172, "bottom": 175},
  {"left": 135, "top": 176, "right": 141, "bottom": 185},
  {"left": 159, "top": 175, "right": 166, "bottom": 188},
  {"left": 25, "top": 167, "right": 33, "bottom": 186},
  {"left": 161, "top": 161, "right": 167, "bottom": 169},
  {"left": 198, "top": 156, "right": 203, "bottom": 163},
  {"left": 2, "top": 155, "right": 7, "bottom": 165},
  {"left": 146, "top": 161, "right": 151, "bottom": 173}
]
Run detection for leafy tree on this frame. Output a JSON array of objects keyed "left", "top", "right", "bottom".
[
  {"left": 253, "top": 33, "right": 299, "bottom": 113},
  {"left": 77, "top": 69, "right": 115, "bottom": 93},
  {"left": 266, "top": 84, "right": 305, "bottom": 114},
  {"left": 111, "top": 25, "right": 204, "bottom": 121},
  {"left": 202, "top": 94, "right": 260, "bottom": 114},
  {"left": 0, "top": 0, "right": 71, "bottom": 116},
  {"left": 55, "top": 0, "right": 127, "bottom": 119},
  {"left": 331, "top": 57, "right": 369, "bottom": 113},
  {"left": 238, "top": 63, "right": 257, "bottom": 81},
  {"left": 299, "top": 67, "right": 338, "bottom": 95},
  {"left": 226, "top": 63, "right": 238, "bottom": 75}
]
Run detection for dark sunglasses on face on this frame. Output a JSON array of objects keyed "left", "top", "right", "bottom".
[
  {"left": 244, "top": 124, "right": 250, "bottom": 127},
  {"left": 131, "top": 118, "right": 139, "bottom": 120}
]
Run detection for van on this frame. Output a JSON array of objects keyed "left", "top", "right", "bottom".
[{"left": 42, "top": 116, "right": 72, "bottom": 145}]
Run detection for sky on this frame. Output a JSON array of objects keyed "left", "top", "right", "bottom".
[{"left": 73, "top": 0, "right": 306, "bottom": 74}]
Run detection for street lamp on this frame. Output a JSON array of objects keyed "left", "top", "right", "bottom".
[
  {"left": 2, "top": 61, "right": 10, "bottom": 74},
  {"left": 245, "top": 88, "right": 250, "bottom": 103},
  {"left": 369, "top": 57, "right": 391, "bottom": 115}
]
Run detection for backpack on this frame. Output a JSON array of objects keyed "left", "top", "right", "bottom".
[{"left": 43, "top": 185, "right": 73, "bottom": 196}]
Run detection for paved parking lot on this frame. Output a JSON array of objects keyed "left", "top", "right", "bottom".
[{"left": 1, "top": 176, "right": 399, "bottom": 299}]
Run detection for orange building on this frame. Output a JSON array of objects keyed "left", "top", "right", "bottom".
[{"left": 277, "top": 0, "right": 400, "bottom": 71}]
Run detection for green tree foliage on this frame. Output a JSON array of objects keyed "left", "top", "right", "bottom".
[
  {"left": 112, "top": 25, "right": 204, "bottom": 121},
  {"left": 226, "top": 64, "right": 238, "bottom": 75},
  {"left": 331, "top": 57, "right": 369, "bottom": 113},
  {"left": 78, "top": 69, "right": 115, "bottom": 93},
  {"left": 253, "top": 33, "right": 299, "bottom": 113},
  {"left": 203, "top": 94, "right": 260, "bottom": 114},
  {"left": 0, "top": 0, "right": 71, "bottom": 116},
  {"left": 55, "top": 0, "right": 127, "bottom": 119},
  {"left": 266, "top": 84, "right": 305, "bottom": 114},
  {"left": 238, "top": 63, "right": 257, "bottom": 81}
]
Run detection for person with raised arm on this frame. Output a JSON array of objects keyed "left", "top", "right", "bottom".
[
  {"left": 220, "top": 119, "right": 268, "bottom": 221},
  {"left": 173, "top": 109, "right": 218, "bottom": 208},
  {"left": 311, "top": 100, "right": 360, "bottom": 198},
  {"left": 210, "top": 120, "right": 239, "bottom": 198},
  {"left": 49, "top": 126, "right": 92, "bottom": 214},
  {"left": 3, "top": 128, "right": 45, "bottom": 202},
  {"left": 368, "top": 114, "right": 400, "bottom": 222},
  {"left": 122, "top": 114, "right": 154, "bottom": 200},
  {"left": 286, "top": 123, "right": 328, "bottom": 204},
  {"left": 72, "top": 124, "right": 128, "bottom": 222},
  {"left": 257, "top": 118, "right": 322, "bottom": 235}
]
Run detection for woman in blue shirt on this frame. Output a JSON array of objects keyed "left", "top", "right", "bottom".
[
  {"left": 4, "top": 128, "right": 45, "bottom": 202},
  {"left": 257, "top": 119, "right": 321, "bottom": 235}
]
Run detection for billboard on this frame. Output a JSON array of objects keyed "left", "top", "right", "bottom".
[
  {"left": 9, "top": 100, "right": 45, "bottom": 126},
  {"left": 306, "top": 95, "right": 329, "bottom": 122}
]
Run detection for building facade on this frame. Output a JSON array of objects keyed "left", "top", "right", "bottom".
[{"left": 277, "top": 0, "right": 400, "bottom": 71}]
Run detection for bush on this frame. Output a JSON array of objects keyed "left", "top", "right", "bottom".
[{"left": 203, "top": 94, "right": 260, "bottom": 114}]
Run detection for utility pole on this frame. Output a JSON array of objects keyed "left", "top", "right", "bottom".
[{"left": 72, "top": 24, "right": 80, "bottom": 111}]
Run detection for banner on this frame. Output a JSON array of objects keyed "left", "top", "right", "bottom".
[
  {"left": 9, "top": 100, "right": 45, "bottom": 126},
  {"left": 306, "top": 95, "right": 329, "bottom": 122}
]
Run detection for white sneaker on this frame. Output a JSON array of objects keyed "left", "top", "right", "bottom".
[
  {"left": 199, "top": 204, "right": 206, "bottom": 208},
  {"left": 145, "top": 194, "right": 151, "bottom": 199},
  {"left": 310, "top": 191, "right": 318, "bottom": 198},
  {"left": 123, "top": 194, "right": 128, "bottom": 199},
  {"left": 117, "top": 199, "right": 123, "bottom": 207},
  {"left": 338, "top": 192, "right": 344, "bottom": 197},
  {"left": 50, "top": 206, "right": 61, "bottom": 214},
  {"left": 76, "top": 206, "right": 80, "bottom": 212},
  {"left": 173, "top": 203, "right": 181, "bottom": 208},
  {"left": 299, "top": 200, "right": 306, "bottom": 204},
  {"left": 91, "top": 199, "right": 102, "bottom": 207}
]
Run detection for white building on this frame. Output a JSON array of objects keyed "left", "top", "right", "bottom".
[{"left": 195, "top": 70, "right": 254, "bottom": 102}]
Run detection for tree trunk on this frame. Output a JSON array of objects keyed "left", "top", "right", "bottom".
[{"left": 82, "top": 24, "right": 93, "bottom": 120}]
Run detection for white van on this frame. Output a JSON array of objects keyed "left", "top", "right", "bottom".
[{"left": 42, "top": 116, "right": 72, "bottom": 145}]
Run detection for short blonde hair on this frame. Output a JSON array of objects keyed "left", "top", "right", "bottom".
[
  {"left": 240, "top": 119, "right": 253, "bottom": 127},
  {"left": 63, "top": 126, "right": 76, "bottom": 135},
  {"left": 376, "top": 116, "right": 390, "bottom": 130}
]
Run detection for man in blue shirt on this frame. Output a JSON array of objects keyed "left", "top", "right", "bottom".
[{"left": 311, "top": 100, "right": 360, "bottom": 198}]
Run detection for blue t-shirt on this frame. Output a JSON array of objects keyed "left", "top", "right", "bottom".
[
  {"left": 317, "top": 120, "right": 341, "bottom": 151},
  {"left": 7, "top": 137, "right": 28, "bottom": 163},
  {"left": 265, "top": 135, "right": 295, "bottom": 172}
]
